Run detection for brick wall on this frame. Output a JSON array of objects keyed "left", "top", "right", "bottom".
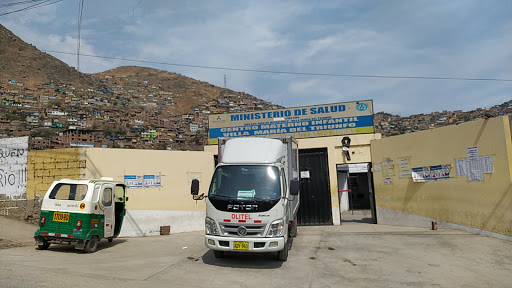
[
  {"left": 26, "top": 148, "right": 86, "bottom": 200},
  {"left": 2, "top": 148, "right": 87, "bottom": 222}
]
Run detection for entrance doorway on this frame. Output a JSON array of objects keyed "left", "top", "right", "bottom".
[
  {"left": 297, "top": 148, "right": 332, "bottom": 225},
  {"left": 337, "top": 163, "right": 376, "bottom": 224}
]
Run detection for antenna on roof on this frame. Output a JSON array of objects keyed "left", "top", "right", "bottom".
[{"left": 224, "top": 75, "right": 227, "bottom": 89}]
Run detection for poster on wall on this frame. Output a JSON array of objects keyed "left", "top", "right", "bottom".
[
  {"left": 481, "top": 156, "right": 493, "bottom": 173},
  {"left": 0, "top": 136, "right": 28, "bottom": 198},
  {"left": 124, "top": 175, "right": 143, "bottom": 188},
  {"left": 300, "top": 171, "right": 310, "bottom": 179},
  {"left": 467, "top": 159, "right": 483, "bottom": 181},
  {"left": 144, "top": 175, "right": 161, "bottom": 188},
  {"left": 430, "top": 165, "right": 450, "bottom": 180},
  {"left": 455, "top": 159, "right": 467, "bottom": 176},
  {"left": 466, "top": 146, "right": 479, "bottom": 159},
  {"left": 384, "top": 177, "right": 393, "bottom": 184},
  {"left": 382, "top": 164, "right": 394, "bottom": 177},
  {"left": 412, "top": 167, "right": 431, "bottom": 182},
  {"left": 455, "top": 155, "right": 492, "bottom": 181},
  {"left": 398, "top": 158, "right": 411, "bottom": 178}
]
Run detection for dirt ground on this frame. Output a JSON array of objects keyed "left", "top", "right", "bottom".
[{"left": 0, "top": 216, "right": 38, "bottom": 249}]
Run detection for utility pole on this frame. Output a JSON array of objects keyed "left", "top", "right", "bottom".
[{"left": 224, "top": 75, "right": 227, "bottom": 89}]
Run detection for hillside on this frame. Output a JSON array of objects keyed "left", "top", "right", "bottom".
[
  {"left": 0, "top": 24, "right": 280, "bottom": 150},
  {"left": 0, "top": 24, "right": 96, "bottom": 88},
  {"left": 92, "top": 66, "right": 265, "bottom": 116}
]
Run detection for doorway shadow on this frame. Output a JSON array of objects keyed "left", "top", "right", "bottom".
[
  {"left": 340, "top": 209, "right": 374, "bottom": 224},
  {"left": 341, "top": 217, "right": 374, "bottom": 224}
]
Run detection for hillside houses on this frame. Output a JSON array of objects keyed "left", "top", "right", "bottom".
[
  {"left": 0, "top": 75, "right": 281, "bottom": 151},
  {"left": 374, "top": 103, "right": 511, "bottom": 136},
  {"left": 2, "top": 71, "right": 510, "bottom": 151}
]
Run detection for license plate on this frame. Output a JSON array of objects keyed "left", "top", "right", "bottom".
[
  {"left": 233, "top": 241, "right": 249, "bottom": 250},
  {"left": 53, "top": 212, "right": 70, "bottom": 222}
]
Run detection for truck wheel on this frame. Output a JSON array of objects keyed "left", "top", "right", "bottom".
[
  {"left": 213, "top": 250, "right": 225, "bottom": 258},
  {"left": 84, "top": 236, "right": 98, "bottom": 253},
  {"left": 108, "top": 237, "right": 113, "bottom": 243},
  {"left": 277, "top": 240, "right": 289, "bottom": 261},
  {"left": 37, "top": 238, "right": 50, "bottom": 250}
]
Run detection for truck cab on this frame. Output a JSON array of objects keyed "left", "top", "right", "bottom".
[{"left": 192, "top": 137, "right": 299, "bottom": 261}]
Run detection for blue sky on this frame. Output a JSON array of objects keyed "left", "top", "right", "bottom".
[{"left": 1, "top": 0, "right": 511, "bottom": 115}]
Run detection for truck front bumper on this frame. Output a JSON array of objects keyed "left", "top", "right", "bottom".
[{"left": 205, "top": 235, "right": 285, "bottom": 252}]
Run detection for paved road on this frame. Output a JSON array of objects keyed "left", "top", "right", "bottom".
[{"left": 1, "top": 220, "right": 511, "bottom": 288}]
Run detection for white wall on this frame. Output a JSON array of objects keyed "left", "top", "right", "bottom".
[{"left": 0, "top": 136, "right": 28, "bottom": 198}]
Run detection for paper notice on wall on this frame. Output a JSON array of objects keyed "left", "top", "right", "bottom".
[
  {"left": 384, "top": 158, "right": 393, "bottom": 165},
  {"left": 412, "top": 167, "right": 430, "bottom": 182},
  {"left": 467, "top": 146, "right": 479, "bottom": 160},
  {"left": 373, "top": 163, "right": 382, "bottom": 171},
  {"left": 481, "top": 156, "right": 493, "bottom": 173},
  {"left": 144, "top": 175, "right": 161, "bottom": 187},
  {"left": 398, "top": 158, "right": 411, "bottom": 178},
  {"left": 382, "top": 165, "right": 394, "bottom": 177},
  {"left": 124, "top": 175, "right": 143, "bottom": 188},
  {"left": 456, "top": 159, "right": 467, "bottom": 176},
  {"left": 300, "top": 171, "right": 310, "bottom": 178},
  {"left": 384, "top": 177, "right": 393, "bottom": 184},
  {"left": 467, "top": 159, "right": 483, "bottom": 181},
  {"left": 430, "top": 165, "right": 450, "bottom": 180}
]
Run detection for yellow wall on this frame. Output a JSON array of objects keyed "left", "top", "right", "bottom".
[
  {"left": 83, "top": 148, "right": 215, "bottom": 212},
  {"left": 371, "top": 116, "right": 512, "bottom": 236},
  {"left": 26, "top": 148, "right": 85, "bottom": 200}
]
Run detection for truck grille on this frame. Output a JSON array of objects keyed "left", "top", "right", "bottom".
[{"left": 219, "top": 222, "right": 267, "bottom": 237}]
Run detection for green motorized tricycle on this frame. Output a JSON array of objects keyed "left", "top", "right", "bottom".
[{"left": 34, "top": 178, "right": 128, "bottom": 253}]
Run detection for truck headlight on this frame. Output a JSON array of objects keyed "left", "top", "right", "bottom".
[
  {"left": 205, "top": 217, "right": 219, "bottom": 235},
  {"left": 266, "top": 219, "right": 284, "bottom": 237}
]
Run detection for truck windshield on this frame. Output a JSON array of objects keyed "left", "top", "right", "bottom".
[{"left": 208, "top": 165, "right": 280, "bottom": 200}]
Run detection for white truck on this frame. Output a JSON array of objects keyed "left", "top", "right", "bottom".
[{"left": 191, "top": 137, "right": 300, "bottom": 261}]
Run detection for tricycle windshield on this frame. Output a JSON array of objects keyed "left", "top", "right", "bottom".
[
  {"left": 49, "top": 183, "right": 89, "bottom": 201},
  {"left": 208, "top": 165, "right": 281, "bottom": 200}
]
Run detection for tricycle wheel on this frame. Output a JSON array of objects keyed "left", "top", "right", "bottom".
[
  {"left": 37, "top": 238, "right": 50, "bottom": 250},
  {"left": 213, "top": 250, "right": 225, "bottom": 258},
  {"left": 84, "top": 236, "right": 98, "bottom": 253},
  {"left": 108, "top": 237, "right": 113, "bottom": 243}
]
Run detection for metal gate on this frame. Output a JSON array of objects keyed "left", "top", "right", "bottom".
[{"left": 297, "top": 148, "right": 332, "bottom": 225}]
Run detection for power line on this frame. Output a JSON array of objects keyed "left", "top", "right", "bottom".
[
  {"left": 41, "top": 49, "right": 512, "bottom": 82},
  {"left": 0, "top": 0, "right": 45, "bottom": 8},
  {"left": 0, "top": 0, "right": 62, "bottom": 17}
]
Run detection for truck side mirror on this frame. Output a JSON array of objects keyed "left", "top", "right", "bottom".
[
  {"left": 191, "top": 179, "right": 199, "bottom": 196},
  {"left": 290, "top": 179, "right": 300, "bottom": 196}
]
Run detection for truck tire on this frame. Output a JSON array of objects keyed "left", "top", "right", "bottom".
[
  {"left": 37, "top": 238, "right": 50, "bottom": 250},
  {"left": 277, "top": 240, "right": 289, "bottom": 261},
  {"left": 84, "top": 236, "right": 98, "bottom": 253},
  {"left": 213, "top": 250, "right": 225, "bottom": 258}
]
